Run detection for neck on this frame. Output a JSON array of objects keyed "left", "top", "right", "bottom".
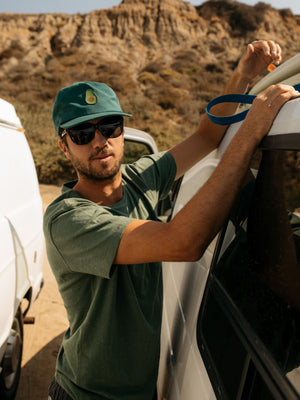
[{"left": 74, "top": 171, "right": 123, "bottom": 205}]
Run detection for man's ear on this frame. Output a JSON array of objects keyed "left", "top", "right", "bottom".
[{"left": 59, "top": 139, "right": 71, "bottom": 160}]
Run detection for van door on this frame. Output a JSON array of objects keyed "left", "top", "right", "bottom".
[{"left": 0, "top": 215, "right": 16, "bottom": 360}]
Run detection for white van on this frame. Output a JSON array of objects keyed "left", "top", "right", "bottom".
[
  {"left": 157, "top": 55, "right": 300, "bottom": 400},
  {"left": 0, "top": 99, "right": 44, "bottom": 399},
  {"left": 123, "top": 54, "right": 300, "bottom": 400}
]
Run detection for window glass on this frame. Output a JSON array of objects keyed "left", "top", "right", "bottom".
[
  {"left": 123, "top": 140, "right": 152, "bottom": 164},
  {"left": 198, "top": 149, "right": 300, "bottom": 399}
]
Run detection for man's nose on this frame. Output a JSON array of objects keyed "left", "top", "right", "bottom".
[{"left": 92, "top": 129, "right": 107, "bottom": 146}]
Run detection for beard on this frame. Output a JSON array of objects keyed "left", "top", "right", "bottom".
[{"left": 69, "top": 148, "right": 123, "bottom": 182}]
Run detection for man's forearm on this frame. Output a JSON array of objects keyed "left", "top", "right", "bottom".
[
  {"left": 168, "top": 122, "right": 258, "bottom": 261},
  {"left": 169, "top": 67, "right": 252, "bottom": 180},
  {"left": 195, "top": 67, "right": 251, "bottom": 149}
]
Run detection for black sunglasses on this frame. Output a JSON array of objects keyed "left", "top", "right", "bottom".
[{"left": 61, "top": 116, "right": 124, "bottom": 145}]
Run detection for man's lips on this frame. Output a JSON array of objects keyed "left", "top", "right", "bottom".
[{"left": 90, "top": 153, "right": 113, "bottom": 161}]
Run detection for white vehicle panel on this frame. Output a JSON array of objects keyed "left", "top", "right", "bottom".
[
  {"left": 0, "top": 126, "right": 40, "bottom": 216},
  {"left": 0, "top": 217, "right": 15, "bottom": 353},
  {"left": 248, "top": 53, "right": 300, "bottom": 95},
  {"left": 0, "top": 119, "right": 44, "bottom": 304},
  {"left": 218, "top": 97, "right": 300, "bottom": 158},
  {"left": 159, "top": 152, "right": 221, "bottom": 399},
  {"left": 0, "top": 98, "right": 22, "bottom": 128},
  {"left": 0, "top": 97, "right": 44, "bottom": 397},
  {"left": 174, "top": 335, "right": 215, "bottom": 400},
  {"left": 124, "top": 127, "right": 158, "bottom": 154}
]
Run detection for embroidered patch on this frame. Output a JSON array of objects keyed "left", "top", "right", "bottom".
[{"left": 85, "top": 89, "right": 97, "bottom": 105}]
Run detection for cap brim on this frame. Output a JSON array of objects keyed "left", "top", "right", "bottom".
[{"left": 60, "top": 112, "right": 132, "bottom": 129}]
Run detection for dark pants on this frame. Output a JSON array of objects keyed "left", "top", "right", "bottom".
[
  {"left": 48, "top": 378, "right": 73, "bottom": 400},
  {"left": 48, "top": 377, "right": 158, "bottom": 400}
]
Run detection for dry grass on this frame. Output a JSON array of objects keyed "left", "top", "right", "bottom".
[
  {"left": 6, "top": 47, "right": 299, "bottom": 191},
  {"left": 3, "top": 48, "right": 225, "bottom": 184}
]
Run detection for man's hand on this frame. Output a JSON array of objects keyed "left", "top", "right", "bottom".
[
  {"left": 166, "top": 40, "right": 288, "bottom": 181},
  {"left": 236, "top": 40, "right": 282, "bottom": 81},
  {"left": 242, "top": 84, "right": 299, "bottom": 144}
]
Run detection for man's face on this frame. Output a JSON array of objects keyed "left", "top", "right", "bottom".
[{"left": 59, "top": 118, "right": 124, "bottom": 182}]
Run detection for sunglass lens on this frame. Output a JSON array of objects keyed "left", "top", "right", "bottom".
[
  {"left": 100, "top": 124, "right": 123, "bottom": 139},
  {"left": 75, "top": 131, "right": 95, "bottom": 145},
  {"left": 68, "top": 126, "right": 95, "bottom": 145}
]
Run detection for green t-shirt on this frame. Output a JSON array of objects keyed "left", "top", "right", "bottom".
[{"left": 43, "top": 151, "right": 177, "bottom": 400}]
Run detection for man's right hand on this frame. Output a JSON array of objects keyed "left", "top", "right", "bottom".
[{"left": 240, "top": 84, "right": 300, "bottom": 146}]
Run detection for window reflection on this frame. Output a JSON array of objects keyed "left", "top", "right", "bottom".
[{"left": 123, "top": 141, "right": 152, "bottom": 164}]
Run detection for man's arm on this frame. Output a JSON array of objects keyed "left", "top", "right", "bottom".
[
  {"left": 114, "top": 84, "right": 299, "bottom": 265},
  {"left": 170, "top": 40, "right": 282, "bottom": 180}
]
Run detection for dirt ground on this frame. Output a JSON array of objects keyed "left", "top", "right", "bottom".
[{"left": 15, "top": 184, "right": 68, "bottom": 400}]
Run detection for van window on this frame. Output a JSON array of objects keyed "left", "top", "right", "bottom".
[
  {"left": 123, "top": 140, "right": 153, "bottom": 164},
  {"left": 197, "top": 149, "right": 300, "bottom": 399}
]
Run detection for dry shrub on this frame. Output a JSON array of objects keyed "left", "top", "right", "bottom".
[
  {"left": 279, "top": 8, "right": 294, "bottom": 20},
  {"left": 12, "top": 101, "right": 77, "bottom": 184},
  {"left": 121, "top": 93, "right": 157, "bottom": 122},
  {"left": 32, "top": 142, "right": 76, "bottom": 184},
  {"left": 142, "top": 61, "right": 165, "bottom": 74},
  {"left": 138, "top": 71, "right": 160, "bottom": 85},
  {"left": 198, "top": 0, "right": 271, "bottom": 36},
  {"left": 177, "top": 98, "right": 205, "bottom": 126},
  {"left": 0, "top": 41, "right": 24, "bottom": 59},
  {"left": 159, "top": 68, "right": 180, "bottom": 80},
  {"left": 145, "top": 84, "right": 183, "bottom": 111},
  {"left": 205, "top": 63, "right": 225, "bottom": 73},
  {"left": 171, "top": 49, "right": 200, "bottom": 74},
  {"left": 140, "top": 116, "right": 183, "bottom": 150}
]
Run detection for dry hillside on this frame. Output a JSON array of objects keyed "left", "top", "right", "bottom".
[{"left": 0, "top": 0, "right": 299, "bottom": 183}]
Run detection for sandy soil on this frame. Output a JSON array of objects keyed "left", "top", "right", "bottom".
[{"left": 15, "top": 184, "right": 68, "bottom": 400}]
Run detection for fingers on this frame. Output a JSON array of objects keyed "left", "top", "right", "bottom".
[
  {"left": 261, "top": 84, "right": 299, "bottom": 102},
  {"left": 251, "top": 40, "right": 282, "bottom": 65},
  {"left": 243, "top": 84, "right": 299, "bottom": 144},
  {"left": 256, "top": 84, "right": 300, "bottom": 114}
]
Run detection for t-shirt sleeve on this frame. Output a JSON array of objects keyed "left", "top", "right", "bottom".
[
  {"left": 49, "top": 203, "right": 134, "bottom": 278},
  {"left": 155, "top": 151, "right": 177, "bottom": 199},
  {"left": 125, "top": 151, "right": 177, "bottom": 201}
]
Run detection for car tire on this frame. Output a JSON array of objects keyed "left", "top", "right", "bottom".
[{"left": 0, "top": 308, "right": 23, "bottom": 400}]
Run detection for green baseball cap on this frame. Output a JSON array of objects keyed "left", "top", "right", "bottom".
[{"left": 52, "top": 81, "right": 132, "bottom": 135}]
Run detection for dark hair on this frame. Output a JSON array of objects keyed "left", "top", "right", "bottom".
[{"left": 59, "top": 128, "right": 68, "bottom": 146}]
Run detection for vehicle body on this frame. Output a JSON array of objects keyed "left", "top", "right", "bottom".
[
  {"left": 157, "top": 54, "right": 300, "bottom": 400},
  {"left": 124, "top": 54, "right": 300, "bottom": 400},
  {"left": 0, "top": 98, "right": 44, "bottom": 399}
]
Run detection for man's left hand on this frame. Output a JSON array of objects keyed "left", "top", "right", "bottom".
[{"left": 236, "top": 40, "right": 282, "bottom": 81}]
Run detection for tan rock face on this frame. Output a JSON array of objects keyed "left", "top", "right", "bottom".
[
  {"left": 0, "top": 0, "right": 299, "bottom": 78},
  {"left": 0, "top": 0, "right": 300, "bottom": 113}
]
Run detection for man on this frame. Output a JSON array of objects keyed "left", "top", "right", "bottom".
[{"left": 44, "top": 40, "right": 299, "bottom": 400}]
